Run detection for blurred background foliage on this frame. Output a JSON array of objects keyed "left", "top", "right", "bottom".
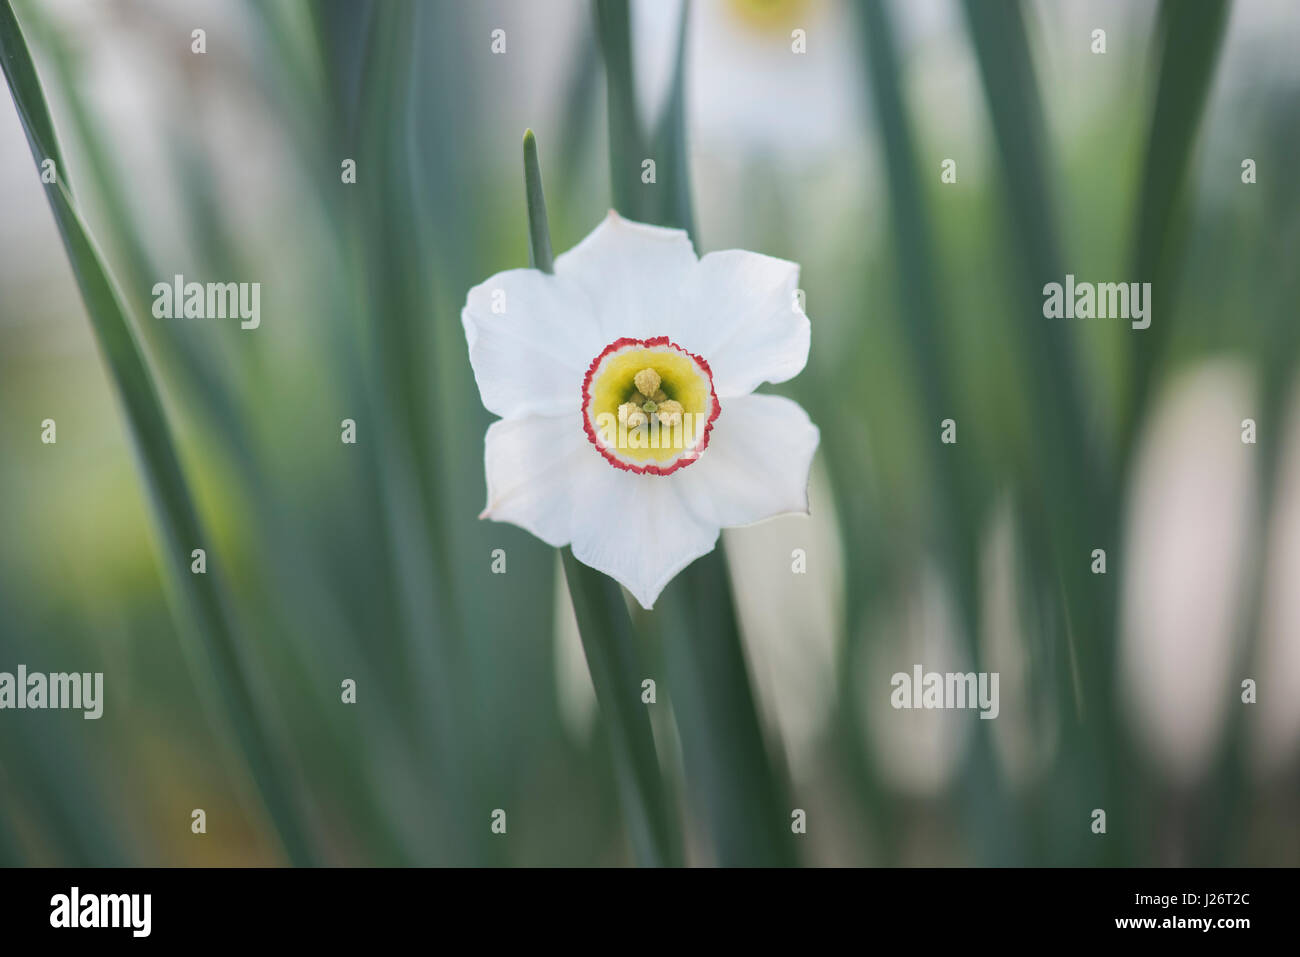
[{"left": 1, "top": 0, "right": 1298, "bottom": 865}]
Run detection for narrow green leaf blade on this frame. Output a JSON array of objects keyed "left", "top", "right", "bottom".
[
  {"left": 524, "top": 129, "right": 554, "bottom": 273},
  {"left": 0, "top": 0, "right": 316, "bottom": 865},
  {"left": 855, "top": 0, "right": 1014, "bottom": 863},
  {"left": 651, "top": 1, "right": 695, "bottom": 236},
  {"left": 1122, "top": 0, "right": 1231, "bottom": 451},
  {"left": 594, "top": 0, "right": 646, "bottom": 220},
  {"left": 656, "top": 548, "right": 797, "bottom": 866},
  {"left": 561, "top": 551, "right": 681, "bottom": 866},
  {"left": 0, "top": 1, "right": 67, "bottom": 192}
]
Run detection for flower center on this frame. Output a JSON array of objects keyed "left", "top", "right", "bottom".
[
  {"left": 581, "top": 337, "right": 720, "bottom": 475},
  {"left": 725, "top": 0, "right": 812, "bottom": 36}
]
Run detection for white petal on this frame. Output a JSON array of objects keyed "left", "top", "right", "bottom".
[
  {"left": 462, "top": 268, "right": 604, "bottom": 418},
  {"left": 679, "top": 250, "right": 810, "bottom": 398},
  {"left": 481, "top": 412, "right": 595, "bottom": 545},
  {"left": 674, "top": 393, "right": 819, "bottom": 529},
  {"left": 481, "top": 411, "right": 721, "bottom": 609},
  {"left": 568, "top": 468, "right": 720, "bottom": 610},
  {"left": 554, "top": 210, "right": 699, "bottom": 343}
]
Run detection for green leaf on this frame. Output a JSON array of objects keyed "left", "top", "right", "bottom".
[
  {"left": 0, "top": 0, "right": 317, "bottom": 865},
  {"left": 1122, "top": 0, "right": 1231, "bottom": 453},
  {"left": 525, "top": 129, "right": 681, "bottom": 867},
  {"left": 594, "top": 0, "right": 647, "bottom": 221},
  {"left": 650, "top": 1, "right": 695, "bottom": 236},
  {"left": 561, "top": 552, "right": 681, "bottom": 866},
  {"left": 959, "top": 0, "right": 1101, "bottom": 497},
  {"left": 524, "top": 129, "right": 555, "bottom": 273},
  {"left": 959, "top": 0, "right": 1136, "bottom": 864},
  {"left": 1126, "top": 0, "right": 1235, "bottom": 865},
  {"left": 854, "top": 0, "right": 1015, "bottom": 863},
  {"left": 654, "top": 549, "right": 797, "bottom": 866},
  {"left": 0, "top": 1, "right": 67, "bottom": 193}
]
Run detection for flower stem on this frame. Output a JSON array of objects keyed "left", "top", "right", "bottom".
[
  {"left": 655, "top": 549, "right": 797, "bottom": 866},
  {"left": 561, "top": 551, "right": 682, "bottom": 867},
  {"left": 524, "top": 129, "right": 681, "bottom": 867}
]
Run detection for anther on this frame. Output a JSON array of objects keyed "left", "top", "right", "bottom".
[{"left": 634, "top": 368, "right": 661, "bottom": 398}]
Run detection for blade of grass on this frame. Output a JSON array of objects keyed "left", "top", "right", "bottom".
[
  {"left": 555, "top": 17, "right": 602, "bottom": 209},
  {"left": 854, "top": 0, "right": 1015, "bottom": 864},
  {"left": 960, "top": 0, "right": 1130, "bottom": 863},
  {"left": 959, "top": 0, "right": 1102, "bottom": 499},
  {"left": 594, "top": 0, "right": 648, "bottom": 222},
  {"left": 0, "top": 0, "right": 66, "bottom": 194},
  {"left": 21, "top": 1, "right": 420, "bottom": 865},
  {"left": 855, "top": 0, "right": 978, "bottom": 623},
  {"left": 0, "top": 611, "right": 127, "bottom": 864},
  {"left": 650, "top": 0, "right": 694, "bottom": 236},
  {"left": 304, "top": 0, "right": 377, "bottom": 149},
  {"left": 1121, "top": 0, "right": 1231, "bottom": 456},
  {"left": 355, "top": 3, "right": 480, "bottom": 863},
  {"left": 561, "top": 551, "right": 682, "bottom": 866},
  {"left": 1123, "top": 0, "right": 1236, "bottom": 864},
  {"left": 0, "top": 0, "right": 316, "bottom": 865},
  {"left": 654, "top": 549, "right": 797, "bottom": 866},
  {"left": 526, "top": 129, "right": 682, "bottom": 867},
  {"left": 524, "top": 130, "right": 554, "bottom": 271}
]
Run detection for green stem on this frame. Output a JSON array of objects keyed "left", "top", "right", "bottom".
[
  {"left": 656, "top": 549, "right": 797, "bottom": 866},
  {"left": 525, "top": 130, "right": 681, "bottom": 867},
  {"left": 561, "top": 551, "right": 681, "bottom": 866}
]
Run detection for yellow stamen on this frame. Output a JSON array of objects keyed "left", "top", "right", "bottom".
[
  {"left": 656, "top": 399, "right": 684, "bottom": 427},
  {"left": 634, "top": 367, "right": 661, "bottom": 398}
]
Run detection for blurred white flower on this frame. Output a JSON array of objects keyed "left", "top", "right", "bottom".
[
  {"left": 1252, "top": 380, "right": 1300, "bottom": 777},
  {"left": 462, "top": 211, "right": 818, "bottom": 608},
  {"left": 1119, "top": 361, "right": 1257, "bottom": 786},
  {"left": 631, "top": 0, "right": 860, "bottom": 158},
  {"left": 859, "top": 561, "right": 971, "bottom": 796},
  {"left": 979, "top": 495, "right": 1057, "bottom": 790},
  {"left": 724, "top": 460, "right": 844, "bottom": 775}
]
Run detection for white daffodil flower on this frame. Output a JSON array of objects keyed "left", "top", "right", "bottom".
[{"left": 462, "top": 211, "right": 819, "bottom": 609}]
